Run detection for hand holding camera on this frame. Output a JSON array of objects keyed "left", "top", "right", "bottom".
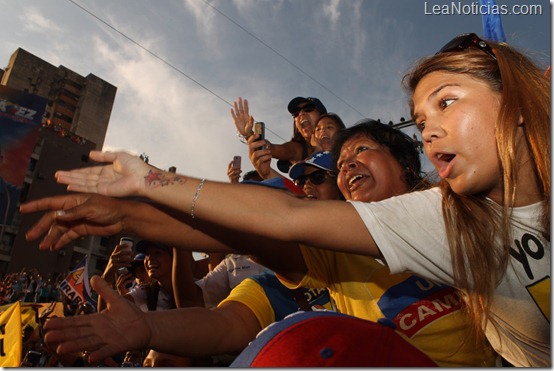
[
  {"left": 227, "top": 156, "right": 242, "bottom": 183},
  {"left": 116, "top": 268, "right": 135, "bottom": 294},
  {"left": 103, "top": 238, "right": 135, "bottom": 286}
]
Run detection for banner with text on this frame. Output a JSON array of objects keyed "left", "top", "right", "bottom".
[{"left": 0, "top": 85, "right": 47, "bottom": 227}]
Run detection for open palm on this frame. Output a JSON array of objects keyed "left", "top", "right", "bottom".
[{"left": 55, "top": 151, "right": 150, "bottom": 197}]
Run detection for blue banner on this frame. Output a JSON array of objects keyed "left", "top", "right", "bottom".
[
  {"left": 480, "top": 0, "right": 507, "bottom": 43},
  {"left": 0, "top": 85, "right": 47, "bottom": 227}
]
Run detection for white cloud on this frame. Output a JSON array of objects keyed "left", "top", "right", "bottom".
[
  {"left": 182, "top": 0, "right": 220, "bottom": 53},
  {"left": 20, "top": 6, "right": 62, "bottom": 33},
  {"left": 322, "top": 0, "right": 341, "bottom": 26},
  {"left": 91, "top": 36, "right": 246, "bottom": 181}
]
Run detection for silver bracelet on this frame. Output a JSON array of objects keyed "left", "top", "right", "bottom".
[{"left": 190, "top": 178, "right": 206, "bottom": 219}]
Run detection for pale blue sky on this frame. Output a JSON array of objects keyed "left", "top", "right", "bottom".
[{"left": 1, "top": 0, "right": 550, "bottom": 181}]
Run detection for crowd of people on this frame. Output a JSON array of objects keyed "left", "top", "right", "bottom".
[
  {"left": 0, "top": 269, "right": 63, "bottom": 305},
  {"left": 15, "top": 32, "right": 550, "bottom": 367}
]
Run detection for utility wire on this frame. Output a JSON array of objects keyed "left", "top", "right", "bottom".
[
  {"left": 67, "top": 0, "right": 230, "bottom": 107},
  {"left": 202, "top": 0, "right": 367, "bottom": 118},
  {"left": 66, "top": 0, "right": 287, "bottom": 141}
]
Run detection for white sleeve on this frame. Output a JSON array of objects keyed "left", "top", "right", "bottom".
[
  {"left": 349, "top": 188, "right": 456, "bottom": 286},
  {"left": 195, "top": 258, "right": 231, "bottom": 308}
]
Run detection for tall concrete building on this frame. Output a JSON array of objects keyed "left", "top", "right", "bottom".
[
  {"left": 1, "top": 48, "right": 116, "bottom": 149},
  {"left": 0, "top": 48, "right": 120, "bottom": 276}
]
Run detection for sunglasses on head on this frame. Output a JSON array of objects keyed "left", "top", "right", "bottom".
[
  {"left": 437, "top": 33, "right": 497, "bottom": 61},
  {"left": 292, "top": 104, "right": 316, "bottom": 118},
  {"left": 293, "top": 170, "right": 330, "bottom": 188}
]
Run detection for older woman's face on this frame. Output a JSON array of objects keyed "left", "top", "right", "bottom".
[{"left": 337, "top": 134, "right": 409, "bottom": 202}]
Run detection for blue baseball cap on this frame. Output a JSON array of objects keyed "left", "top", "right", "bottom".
[
  {"left": 288, "top": 151, "right": 334, "bottom": 180},
  {"left": 241, "top": 177, "right": 305, "bottom": 195}
]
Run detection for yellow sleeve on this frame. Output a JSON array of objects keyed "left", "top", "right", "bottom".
[{"left": 218, "top": 278, "right": 276, "bottom": 329}]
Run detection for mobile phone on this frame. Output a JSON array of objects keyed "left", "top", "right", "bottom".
[
  {"left": 232, "top": 155, "right": 241, "bottom": 170},
  {"left": 254, "top": 122, "right": 266, "bottom": 150},
  {"left": 119, "top": 237, "right": 134, "bottom": 254}
]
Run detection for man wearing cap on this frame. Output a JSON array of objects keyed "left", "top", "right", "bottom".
[{"left": 126, "top": 240, "right": 176, "bottom": 312}]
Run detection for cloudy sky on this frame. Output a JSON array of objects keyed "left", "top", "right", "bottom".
[{"left": 1, "top": 0, "right": 550, "bottom": 182}]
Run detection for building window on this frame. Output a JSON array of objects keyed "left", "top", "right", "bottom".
[{"left": 0, "top": 232, "right": 15, "bottom": 254}]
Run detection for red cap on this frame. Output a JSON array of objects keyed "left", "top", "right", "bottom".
[{"left": 231, "top": 311, "right": 438, "bottom": 367}]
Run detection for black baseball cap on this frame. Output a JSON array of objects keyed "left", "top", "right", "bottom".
[{"left": 287, "top": 97, "right": 327, "bottom": 115}]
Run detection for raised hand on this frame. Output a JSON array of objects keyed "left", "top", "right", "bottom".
[
  {"left": 230, "top": 97, "right": 254, "bottom": 137},
  {"left": 44, "top": 275, "right": 151, "bottom": 364},
  {"left": 20, "top": 194, "right": 131, "bottom": 250},
  {"left": 55, "top": 151, "right": 149, "bottom": 197},
  {"left": 227, "top": 160, "right": 242, "bottom": 184}
]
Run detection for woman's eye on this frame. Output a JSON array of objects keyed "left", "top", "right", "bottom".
[
  {"left": 440, "top": 98, "right": 455, "bottom": 109},
  {"left": 416, "top": 121, "right": 426, "bottom": 132},
  {"left": 355, "top": 146, "right": 369, "bottom": 154}
]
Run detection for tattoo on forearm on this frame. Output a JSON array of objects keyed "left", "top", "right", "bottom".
[{"left": 144, "top": 170, "right": 188, "bottom": 188}]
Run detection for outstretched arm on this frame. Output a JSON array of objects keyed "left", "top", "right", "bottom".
[
  {"left": 44, "top": 276, "right": 261, "bottom": 363},
  {"left": 21, "top": 194, "right": 203, "bottom": 251},
  {"left": 50, "top": 150, "right": 380, "bottom": 257},
  {"left": 21, "top": 193, "right": 308, "bottom": 282}
]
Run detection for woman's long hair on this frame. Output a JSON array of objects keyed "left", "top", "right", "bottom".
[{"left": 403, "top": 42, "right": 550, "bottom": 342}]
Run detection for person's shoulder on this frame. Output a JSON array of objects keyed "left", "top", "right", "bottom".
[{"left": 349, "top": 187, "right": 441, "bottom": 207}]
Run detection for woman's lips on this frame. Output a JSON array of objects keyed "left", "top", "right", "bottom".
[{"left": 432, "top": 152, "right": 456, "bottom": 178}]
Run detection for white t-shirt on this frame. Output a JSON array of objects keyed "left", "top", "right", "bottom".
[
  {"left": 350, "top": 187, "right": 550, "bottom": 367},
  {"left": 195, "top": 254, "right": 268, "bottom": 308}
]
